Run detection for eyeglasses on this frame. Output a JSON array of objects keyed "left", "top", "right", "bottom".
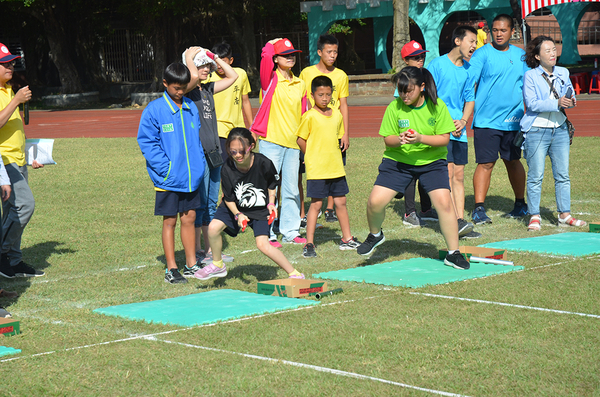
[
  {"left": 197, "top": 64, "right": 211, "bottom": 69},
  {"left": 277, "top": 54, "right": 296, "bottom": 59},
  {"left": 0, "top": 61, "right": 15, "bottom": 68},
  {"left": 229, "top": 147, "right": 251, "bottom": 156}
]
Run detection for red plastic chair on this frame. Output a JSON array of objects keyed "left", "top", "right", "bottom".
[
  {"left": 589, "top": 73, "right": 600, "bottom": 94},
  {"left": 570, "top": 73, "right": 588, "bottom": 95}
]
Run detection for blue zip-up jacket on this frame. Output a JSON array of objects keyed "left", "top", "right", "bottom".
[{"left": 137, "top": 92, "right": 206, "bottom": 192}]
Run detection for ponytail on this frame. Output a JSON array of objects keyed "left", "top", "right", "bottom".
[{"left": 392, "top": 66, "right": 438, "bottom": 106}]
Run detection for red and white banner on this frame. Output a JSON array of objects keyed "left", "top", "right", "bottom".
[{"left": 522, "top": 0, "right": 600, "bottom": 19}]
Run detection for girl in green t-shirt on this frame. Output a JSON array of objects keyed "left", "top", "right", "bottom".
[{"left": 356, "top": 67, "right": 470, "bottom": 270}]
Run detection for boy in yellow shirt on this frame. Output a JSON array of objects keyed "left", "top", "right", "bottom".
[
  {"left": 299, "top": 34, "right": 349, "bottom": 224},
  {"left": 209, "top": 43, "right": 253, "bottom": 162},
  {"left": 296, "top": 76, "right": 360, "bottom": 258}
]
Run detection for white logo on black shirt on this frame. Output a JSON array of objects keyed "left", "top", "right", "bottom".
[{"left": 235, "top": 182, "right": 266, "bottom": 208}]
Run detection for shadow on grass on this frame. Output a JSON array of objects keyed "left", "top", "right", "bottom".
[
  {"left": 1, "top": 241, "right": 75, "bottom": 310},
  {"left": 196, "top": 264, "right": 280, "bottom": 290},
  {"left": 155, "top": 238, "right": 233, "bottom": 267},
  {"left": 356, "top": 237, "right": 438, "bottom": 267}
]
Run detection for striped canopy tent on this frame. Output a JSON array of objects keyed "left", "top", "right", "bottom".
[
  {"left": 522, "top": 0, "right": 599, "bottom": 19},
  {"left": 521, "top": 0, "right": 599, "bottom": 62}
]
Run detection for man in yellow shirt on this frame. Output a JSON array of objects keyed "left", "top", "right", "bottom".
[
  {"left": 299, "top": 34, "right": 350, "bottom": 224},
  {"left": 0, "top": 43, "right": 44, "bottom": 279},
  {"left": 209, "top": 43, "right": 253, "bottom": 162}
]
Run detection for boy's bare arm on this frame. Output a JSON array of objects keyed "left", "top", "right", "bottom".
[
  {"left": 296, "top": 137, "right": 307, "bottom": 153},
  {"left": 183, "top": 47, "right": 202, "bottom": 93},
  {"left": 213, "top": 58, "right": 238, "bottom": 94},
  {"left": 241, "top": 94, "right": 253, "bottom": 129},
  {"left": 339, "top": 96, "right": 349, "bottom": 151}
]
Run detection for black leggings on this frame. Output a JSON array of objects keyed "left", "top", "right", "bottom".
[{"left": 404, "top": 178, "right": 431, "bottom": 215}]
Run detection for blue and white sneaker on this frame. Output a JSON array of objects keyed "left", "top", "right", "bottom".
[{"left": 471, "top": 206, "right": 492, "bottom": 225}]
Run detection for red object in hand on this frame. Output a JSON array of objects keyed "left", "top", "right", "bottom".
[
  {"left": 206, "top": 50, "right": 215, "bottom": 60},
  {"left": 268, "top": 211, "right": 276, "bottom": 225},
  {"left": 241, "top": 219, "right": 248, "bottom": 232},
  {"left": 407, "top": 129, "right": 416, "bottom": 134}
]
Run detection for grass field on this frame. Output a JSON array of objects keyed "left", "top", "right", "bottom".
[{"left": 1, "top": 137, "right": 599, "bottom": 396}]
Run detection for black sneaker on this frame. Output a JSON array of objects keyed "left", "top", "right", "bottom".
[
  {"left": 13, "top": 261, "right": 45, "bottom": 277},
  {"left": 0, "top": 260, "right": 15, "bottom": 279},
  {"left": 183, "top": 262, "right": 204, "bottom": 278},
  {"left": 457, "top": 218, "right": 474, "bottom": 237},
  {"left": 164, "top": 268, "right": 188, "bottom": 284},
  {"left": 444, "top": 251, "right": 470, "bottom": 270},
  {"left": 324, "top": 209, "right": 338, "bottom": 223},
  {"left": 0, "top": 307, "right": 11, "bottom": 318},
  {"left": 339, "top": 237, "right": 361, "bottom": 250},
  {"left": 357, "top": 231, "right": 385, "bottom": 256},
  {"left": 302, "top": 243, "right": 317, "bottom": 258},
  {"left": 460, "top": 231, "right": 482, "bottom": 240}
]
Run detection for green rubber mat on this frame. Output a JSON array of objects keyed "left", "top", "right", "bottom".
[
  {"left": 0, "top": 346, "right": 21, "bottom": 357},
  {"left": 312, "top": 258, "right": 524, "bottom": 288},
  {"left": 480, "top": 232, "right": 600, "bottom": 257},
  {"left": 94, "top": 289, "right": 319, "bottom": 327}
]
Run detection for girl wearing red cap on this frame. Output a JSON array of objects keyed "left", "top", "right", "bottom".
[{"left": 251, "top": 38, "right": 308, "bottom": 247}]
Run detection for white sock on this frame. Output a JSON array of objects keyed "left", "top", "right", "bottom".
[
  {"left": 448, "top": 249, "right": 457, "bottom": 254},
  {"left": 372, "top": 231, "right": 381, "bottom": 238}
]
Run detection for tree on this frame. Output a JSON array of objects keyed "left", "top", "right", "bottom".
[{"left": 392, "top": 0, "right": 410, "bottom": 70}]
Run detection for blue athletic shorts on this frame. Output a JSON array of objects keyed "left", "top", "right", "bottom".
[
  {"left": 155, "top": 189, "right": 201, "bottom": 216},
  {"left": 374, "top": 158, "right": 450, "bottom": 194},
  {"left": 447, "top": 140, "right": 468, "bottom": 165},
  {"left": 473, "top": 128, "right": 521, "bottom": 163},
  {"left": 213, "top": 204, "right": 270, "bottom": 238},
  {"left": 306, "top": 176, "right": 349, "bottom": 199}
]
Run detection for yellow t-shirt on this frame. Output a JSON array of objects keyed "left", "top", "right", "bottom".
[
  {"left": 476, "top": 29, "right": 487, "bottom": 50},
  {"left": 295, "top": 107, "right": 345, "bottom": 180},
  {"left": 208, "top": 67, "right": 251, "bottom": 138},
  {"left": 263, "top": 70, "right": 306, "bottom": 149},
  {"left": 299, "top": 65, "right": 349, "bottom": 109},
  {"left": 0, "top": 86, "right": 26, "bottom": 166}
]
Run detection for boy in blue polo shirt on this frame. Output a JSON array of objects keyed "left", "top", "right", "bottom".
[
  {"left": 137, "top": 62, "right": 206, "bottom": 284},
  {"left": 428, "top": 25, "right": 477, "bottom": 239}
]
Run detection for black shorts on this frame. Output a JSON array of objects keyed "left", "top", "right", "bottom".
[
  {"left": 306, "top": 176, "right": 349, "bottom": 199},
  {"left": 213, "top": 204, "right": 271, "bottom": 238},
  {"left": 447, "top": 140, "right": 468, "bottom": 165},
  {"left": 155, "top": 189, "right": 201, "bottom": 216},
  {"left": 473, "top": 128, "right": 521, "bottom": 163},
  {"left": 374, "top": 158, "right": 450, "bottom": 194}
]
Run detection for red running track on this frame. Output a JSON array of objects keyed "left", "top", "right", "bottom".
[{"left": 24, "top": 100, "right": 599, "bottom": 139}]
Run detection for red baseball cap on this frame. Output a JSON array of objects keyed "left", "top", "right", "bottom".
[
  {"left": 401, "top": 40, "right": 428, "bottom": 59},
  {"left": 478, "top": 22, "right": 485, "bottom": 28},
  {"left": 273, "top": 38, "right": 302, "bottom": 56},
  {"left": 0, "top": 43, "right": 20, "bottom": 63}
]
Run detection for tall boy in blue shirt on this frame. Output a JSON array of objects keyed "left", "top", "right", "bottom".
[{"left": 137, "top": 62, "right": 206, "bottom": 284}]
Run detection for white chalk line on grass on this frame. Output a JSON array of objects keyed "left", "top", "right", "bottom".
[
  {"left": 410, "top": 292, "right": 600, "bottom": 319},
  {"left": 0, "top": 294, "right": 367, "bottom": 364},
  {"left": 151, "top": 337, "right": 470, "bottom": 397}
]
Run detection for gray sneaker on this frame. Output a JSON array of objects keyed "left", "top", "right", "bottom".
[
  {"left": 403, "top": 211, "right": 425, "bottom": 227},
  {"left": 457, "top": 218, "right": 474, "bottom": 237},
  {"left": 0, "top": 307, "right": 11, "bottom": 318}
]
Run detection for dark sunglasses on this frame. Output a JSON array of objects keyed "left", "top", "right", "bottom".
[
  {"left": 407, "top": 54, "right": 426, "bottom": 61},
  {"left": 229, "top": 147, "right": 251, "bottom": 156}
]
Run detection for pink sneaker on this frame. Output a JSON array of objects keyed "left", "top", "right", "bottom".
[
  {"left": 269, "top": 239, "right": 282, "bottom": 248},
  {"left": 194, "top": 263, "right": 227, "bottom": 280},
  {"left": 285, "top": 236, "right": 307, "bottom": 244},
  {"left": 289, "top": 273, "right": 305, "bottom": 279}
]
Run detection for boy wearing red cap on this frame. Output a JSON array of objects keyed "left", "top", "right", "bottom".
[
  {"left": 251, "top": 38, "right": 308, "bottom": 247},
  {"left": 476, "top": 22, "right": 488, "bottom": 49},
  {"left": 0, "top": 43, "right": 45, "bottom": 279},
  {"left": 393, "top": 40, "right": 435, "bottom": 228}
]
